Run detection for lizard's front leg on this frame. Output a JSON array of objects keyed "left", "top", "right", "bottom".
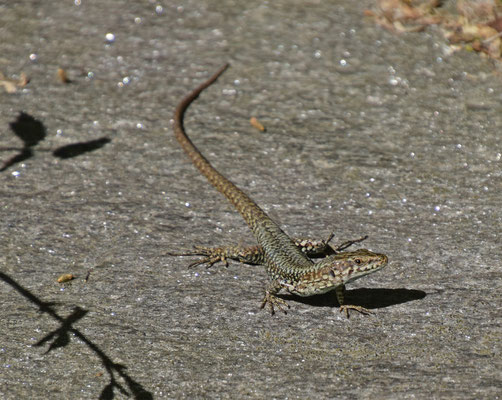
[
  {"left": 335, "top": 285, "right": 373, "bottom": 318},
  {"left": 167, "top": 233, "right": 367, "bottom": 268},
  {"left": 260, "top": 280, "right": 290, "bottom": 315}
]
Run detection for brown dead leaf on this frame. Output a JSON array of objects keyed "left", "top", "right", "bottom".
[
  {"left": 378, "top": 0, "right": 423, "bottom": 21},
  {"left": 57, "top": 68, "right": 70, "bottom": 83},
  {"left": 250, "top": 117, "right": 265, "bottom": 132},
  {"left": 370, "top": 0, "right": 441, "bottom": 33},
  {"left": 457, "top": 0, "right": 495, "bottom": 21},
  {"left": 370, "top": 0, "right": 502, "bottom": 62},
  {"left": 0, "top": 71, "right": 30, "bottom": 93},
  {"left": 485, "top": 35, "right": 502, "bottom": 58},
  {"left": 0, "top": 80, "right": 17, "bottom": 93},
  {"left": 57, "top": 274, "right": 75, "bottom": 283},
  {"left": 487, "top": 16, "right": 502, "bottom": 32},
  {"left": 475, "top": 24, "right": 499, "bottom": 39},
  {"left": 18, "top": 73, "right": 29, "bottom": 87}
]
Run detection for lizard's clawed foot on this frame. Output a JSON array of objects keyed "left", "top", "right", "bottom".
[
  {"left": 167, "top": 246, "right": 229, "bottom": 268},
  {"left": 333, "top": 235, "right": 368, "bottom": 252},
  {"left": 339, "top": 304, "right": 374, "bottom": 318},
  {"left": 260, "top": 292, "right": 290, "bottom": 315}
]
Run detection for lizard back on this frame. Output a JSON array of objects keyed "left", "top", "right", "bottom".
[{"left": 172, "top": 64, "right": 314, "bottom": 278}]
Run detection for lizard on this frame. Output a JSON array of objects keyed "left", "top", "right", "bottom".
[{"left": 170, "top": 63, "right": 388, "bottom": 316}]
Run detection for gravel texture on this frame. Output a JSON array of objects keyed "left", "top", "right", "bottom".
[{"left": 1, "top": 1, "right": 501, "bottom": 399}]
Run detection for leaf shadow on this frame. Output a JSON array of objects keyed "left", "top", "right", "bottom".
[
  {"left": 53, "top": 137, "right": 111, "bottom": 159},
  {"left": 10, "top": 111, "right": 46, "bottom": 147},
  {"left": 1, "top": 112, "right": 111, "bottom": 171},
  {"left": 1, "top": 112, "right": 45, "bottom": 171}
]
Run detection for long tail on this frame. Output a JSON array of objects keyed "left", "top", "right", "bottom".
[
  {"left": 172, "top": 64, "right": 313, "bottom": 275},
  {"left": 173, "top": 64, "right": 270, "bottom": 232}
]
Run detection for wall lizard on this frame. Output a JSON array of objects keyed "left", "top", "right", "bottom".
[{"left": 170, "top": 64, "right": 388, "bottom": 316}]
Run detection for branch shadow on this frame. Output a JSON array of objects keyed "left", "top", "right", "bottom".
[{"left": 0, "top": 271, "right": 153, "bottom": 400}]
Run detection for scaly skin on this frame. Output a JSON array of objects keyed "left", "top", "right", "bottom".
[{"left": 172, "top": 64, "right": 388, "bottom": 315}]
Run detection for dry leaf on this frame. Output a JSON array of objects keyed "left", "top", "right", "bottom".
[
  {"left": 18, "top": 73, "right": 29, "bottom": 87},
  {"left": 370, "top": 0, "right": 502, "bottom": 61},
  {"left": 57, "top": 68, "right": 70, "bottom": 83},
  {"left": 0, "top": 71, "right": 30, "bottom": 93},
  {"left": 0, "top": 79, "right": 17, "bottom": 93},
  {"left": 250, "top": 117, "right": 265, "bottom": 132},
  {"left": 57, "top": 274, "right": 75, "bottom": 283}
]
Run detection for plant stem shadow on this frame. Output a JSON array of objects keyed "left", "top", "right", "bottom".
[{"left": 0, "top": 271, "right": 153, "bottom": 400}]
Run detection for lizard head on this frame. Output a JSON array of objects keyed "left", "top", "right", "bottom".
[
  {"left": 286, "top": 248, "right": 388, "bottom": 296},
  {"left": 325, "top": 249, "right": 388, "bottom": 285}
]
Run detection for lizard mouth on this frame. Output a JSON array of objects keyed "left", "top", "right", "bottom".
[
  {"left": 379, "top": 254, "right": 389, "bottom": 266},
  {"left": 370, "top": 253, "right": 388, "bottom": 272}
]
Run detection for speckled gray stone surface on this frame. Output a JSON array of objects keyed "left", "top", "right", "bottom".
[{"left": 1, "top": 1, "right": 501, "bottom": 399}]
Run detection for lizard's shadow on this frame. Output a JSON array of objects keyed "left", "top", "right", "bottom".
[{"left": 281, "top": 287, "right": 425, "bottom": 310}]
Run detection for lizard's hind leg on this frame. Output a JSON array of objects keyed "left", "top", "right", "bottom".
[{"left": 167, "top": 244, "right": 265, "bottom": 268}]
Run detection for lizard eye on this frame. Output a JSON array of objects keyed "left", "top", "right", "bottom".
[{"left": 355, "top": 258, "right": 361, "bottom": 264}]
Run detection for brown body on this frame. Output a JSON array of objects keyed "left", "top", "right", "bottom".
[{"left": 171, "top": 64, "right": 388, "bottom": 315}]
